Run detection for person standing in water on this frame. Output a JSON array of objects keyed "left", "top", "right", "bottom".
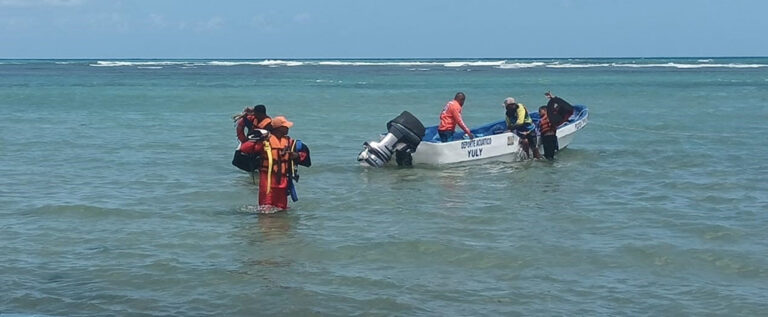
[
  {"left": 234, "top": 104, "right": 273, "bottom": 146},
  {"left": 437, "top": 92, "right": 474, "bottom": 142},
  {"left": 246, "top": 116, "right": 310, "bottom": 210},
  {"left": 251, "top": 104, "right": 273, "bottom": 133},
  {"left": 504, "top": 97, "right": 541, "bottom": 159},
  {"left": 538, "top": 105, "right": 557, "bottom": 160}
]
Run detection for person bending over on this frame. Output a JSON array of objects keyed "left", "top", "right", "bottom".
[
  {"left": 504, "top": 97, "right": 541, "bottom": 159},
  {"left": 437, "top": 92, "right": 474, "bottom": 142}
]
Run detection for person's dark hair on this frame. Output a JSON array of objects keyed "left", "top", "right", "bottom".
[
  {"left": 253, "top": 104, "right": 267, "bottom": 114},
  {"left": 454, "top": 92, "right": 465, "bottom": 101},
  {"left": 539, "top": 105, "right": 547, "bottom": 111}
]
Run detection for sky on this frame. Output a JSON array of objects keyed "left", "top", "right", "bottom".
[{"left": 1, "top": 0, "right": 766, "bottom": 59}]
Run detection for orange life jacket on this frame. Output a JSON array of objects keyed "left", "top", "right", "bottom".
[
  {"left": 255, "top": 117, "right": 272, "bottom": 130},
  {"left": 260, "top": 134, "right": 292, "bottom": 191},
  {"left": 539, "top": 111, "right": 555, "bottom": 135}
]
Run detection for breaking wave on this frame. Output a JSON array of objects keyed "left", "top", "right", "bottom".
[{"left": 46, "top": 59, "right": 763, "bottom": 69}]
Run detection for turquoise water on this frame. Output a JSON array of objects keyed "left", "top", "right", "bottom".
[{"left": 1, "top": 58, "right": 767, "bottom": 315}]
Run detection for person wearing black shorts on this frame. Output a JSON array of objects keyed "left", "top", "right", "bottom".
[{"left": 538, "top": 105, "right": 558, "bottom": 160}]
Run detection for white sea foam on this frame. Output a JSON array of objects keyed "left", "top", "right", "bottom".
[
  {"left": 207, "top": 61, "right": 261, "bottom": 66},
  {"left": 545, "top": 63, "right": 611, "bottom": 68},
  {"left": 258, "top": 60, "right": 303, "bottom": 66},
  {"left": 90, "top": 61, "right": 187, "bottom": 67},
  {"left": 83, "top": 59, "right": 767, "bottom": 69},
  {"left": 316, "top": 61, "right": 437, "bottom": 66},
  {"left": 205, "top": 60, "right": 304, "bottom": 66},
  {"left": 137, "top": 66, "right": 163, "bottom": 69},
  {"left": 496, "top": 62, "right": 545, "bottom": 69},
  {"left": 444, "top": 60, "right": 506, "bottom": 67},
  {"left": 313, "top": 79, "right": 343, "bottom": 83},
  {"left": 612, "top": 62, "right": 767, "bottom": 69}
]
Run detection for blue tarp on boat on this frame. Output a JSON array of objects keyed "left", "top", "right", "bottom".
[{"left": 422, "top": 105, "right": 588, "bottom": 143}]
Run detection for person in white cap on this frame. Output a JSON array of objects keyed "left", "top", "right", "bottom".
[{"left": 504, "top": 97, "right": 541, "bottom": 159}]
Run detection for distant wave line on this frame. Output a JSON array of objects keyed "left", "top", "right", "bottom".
[{"left": 66, "top": 60, "right": 768, "bottom": 69}]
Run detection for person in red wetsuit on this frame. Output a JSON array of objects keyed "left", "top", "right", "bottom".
[
  {"left": 247, "top": 116, "right": 310, "bottom": 210},
  {"left": 437, "top": 92, "right": 474, "bottom": 142}
]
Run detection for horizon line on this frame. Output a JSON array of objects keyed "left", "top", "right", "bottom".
[{"left": 1, "top": 55, "right": 767, "bottom": 60}]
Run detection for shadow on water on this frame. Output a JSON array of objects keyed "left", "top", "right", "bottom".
[
  {"left": 227, "top": 209, "right": 297, "bottom": 289},
  {"left": 233, "top": 207, "right": 298, "bottom": 244}
]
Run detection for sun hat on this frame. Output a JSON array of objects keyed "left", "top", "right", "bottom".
[{"left": 271, "top": 116, "right": 294, "bottom": 129}]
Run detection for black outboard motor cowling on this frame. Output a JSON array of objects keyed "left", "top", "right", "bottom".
[{"left": 357, "top": 111, "right": 425, "bottom": 167}]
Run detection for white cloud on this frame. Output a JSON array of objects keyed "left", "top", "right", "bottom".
[
  {"left": 148, "top": 13, "right": 168, "bottom": 28},
  {"left": 86, "top": 12, "right": 129, "bottom": 31},
  {"left": 0, "top": 16, "right": 33, "bottom": 30},
  {"left": 250, "top": 14, "right": 274, "bottom": 32},
  {"left": 293, "top": 13, "right": 311, "bottom": 24},
  {"left": 0, "top": 0, "right": 85, "bottom": 7},
  {"left": 197, "top": 16, "right": 223, "bottom": 31}
]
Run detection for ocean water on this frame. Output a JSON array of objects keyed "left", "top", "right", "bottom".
[{"left": 1, "top": 58, "right": 767, "bottom": 316}]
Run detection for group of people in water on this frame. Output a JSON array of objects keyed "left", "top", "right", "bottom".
[
  {"left": 231, "top": 106, "right": 311, "bottom": 211},
  {"left": 232, "top": 92, "right": 574, "bottom": 210},
  {"left": 438, "top": 91, "right": 574, "bottom": 160}
]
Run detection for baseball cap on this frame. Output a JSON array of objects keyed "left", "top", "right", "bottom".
[{"left": 271, "top": 116, "right": 294, "bottom": 129}]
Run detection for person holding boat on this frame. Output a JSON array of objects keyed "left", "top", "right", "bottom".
[
  {"left": 437, "top": 92, "right": 474, "bottom": 142},
  {"left": 504, "top": 97, "right": 541, "bottom": 159}
]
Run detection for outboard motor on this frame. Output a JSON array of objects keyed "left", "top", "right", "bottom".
[{"left": 357, "top": 111, "right": 426, "bottom": 167}]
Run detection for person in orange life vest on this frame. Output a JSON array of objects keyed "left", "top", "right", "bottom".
[
  {"left": 437, "top": 92, "right": 474, "bottom": 142},
  {"left": 251, "top": 104, "right": 273, "bottom": 132},
  {"left": 249, "top": 116, "right": 308, "bottom": 210},
  {"left": 235, "top": 104, "right": 273, "bottom": 146},
  {"left": 538, "top": 106, "right": 558, "bottom": 160}
]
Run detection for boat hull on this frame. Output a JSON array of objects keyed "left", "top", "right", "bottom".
[{"left": 410, "top": 105, "right": 589, "bottom": 165}]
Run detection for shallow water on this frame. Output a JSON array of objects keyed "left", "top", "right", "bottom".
[{"left": 1, "top": 58, "right": 768, "bottom": 315}]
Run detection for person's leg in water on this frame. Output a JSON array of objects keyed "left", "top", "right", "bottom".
[
  {"left": 527, "top": 134, "right": 541, "bottom": 159},
  {"left": 258, "top": 172, "right": 289, "bottom": 210},
  {"left": 541, "top": 134, "right": 557, "bottom": 160},
  {"left": 519, "top": 136, "right": 531, "bottom": 159}
]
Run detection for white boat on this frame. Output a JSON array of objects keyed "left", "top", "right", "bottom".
[
  {"left": 357, "top": 105, "right": 589, "bottom": 167},
  {"left": 411, "top": 105, "right": 589, "bottom": 165}
]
